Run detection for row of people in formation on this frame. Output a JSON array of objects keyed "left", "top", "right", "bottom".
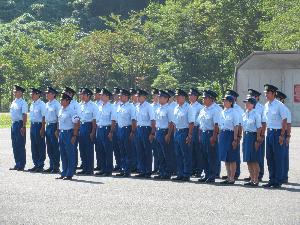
[{"left": 9, "top": 84, "right": 291, "bottom": 188}]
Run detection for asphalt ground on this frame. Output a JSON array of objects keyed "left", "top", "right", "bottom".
[{"left": 0, "top": 128, "right": 299, "bottom": 225}]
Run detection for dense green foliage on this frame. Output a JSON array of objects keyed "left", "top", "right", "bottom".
[{"left": 0, "top": 0, "right": 299, "bottom": 110}]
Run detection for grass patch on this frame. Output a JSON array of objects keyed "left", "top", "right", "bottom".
[{"left": 0, "top": 113, "right": 31, "bottom": 128}]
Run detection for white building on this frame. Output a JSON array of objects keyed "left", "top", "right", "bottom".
[{"left": 234, "top": 51, "right": 300, "bottom": 126}]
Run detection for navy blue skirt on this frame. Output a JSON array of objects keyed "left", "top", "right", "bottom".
[
  {"left": 243, "top": 132, "right": 259, "bottom": 162},
  {"left": 219, "top": 130, "right": 239, "bottom": 162}
]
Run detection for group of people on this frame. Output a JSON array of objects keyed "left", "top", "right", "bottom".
[{"left": 9, "top": 83, "right": 291, "bottom": 188}]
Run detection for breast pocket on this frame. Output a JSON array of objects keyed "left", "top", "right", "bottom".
[
  {"left": 270, "top": 110, "right": 277, "bottom": 120},
  {"left": 102, "top": 111, "right": 110, "bottom": 121}
]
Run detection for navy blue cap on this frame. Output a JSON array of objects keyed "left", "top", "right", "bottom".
[
  {"left": 45, "top": 86, "right": 58, "bottom": 95},
  {"left": 276, "top": 91, "right": 287, "bottom": 100},
  {"left": 30, "top": 88, "right": 42, "bottom": 95},
  {"left": 158, "top": 90, "right": 171, "bottom": 98},
  {"left": 112, "top": 87, "right": 121, "bottom": 95},
  {"left": 222, "top": 95, "right": 235, "bottom": 103},
  {"left": 202, "top": 90, "right": 218, "bottom": 99},
  {"left": 129, "top": 88, "right": 137, "bottom": 95},
  {"left": 94, "top": 87, "right": 102, "bottom": 94},
  {"left": 248, "top": 89, "right": 261, "bottom": 97},
  {"left": 136, "top": 89, "right": 148, "bottom": 96},
  {"left": 100, "top": 88, "right": 112, "bottom": 96},
  {"left": 80, "top": 88, "right": 93, "bottom": 96},
  {"left": 13, "top": 85, "right": 25, "bottom": 93},
  {"left": 264, "top": 84, "right": 278, "bottom": 92},
  {"left": 188, "top": 88, "right": 200, "bottom": 96},
  {"left": 167, "top": 89, "right": 175, "bottom": 97},
  {"left": 243, "top": 97, "right": 257, "bottom": 105},
  {"left": 225, "top": 89, "right": 239, "bottom": 98},
  {"left": 151, "top": 88, "right": 159, "bottom": 95},
  {"left": 60, "top": 92, "right": 72, "bottom": 101},
  {"left": 118, "top": 89, "right": 131, "bottom": 96},
  {"left": 64, "top": 86, "right": 76, "bottom": 95},
  {"left": 175, "top": 89, "right": 188, "bottom": 97}
]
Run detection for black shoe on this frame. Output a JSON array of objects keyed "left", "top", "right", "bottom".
[
  {"left": 144, "top": 174, "right": 151, "bottom": 179},
  {"left": 28, "top": 167, "right": 38, "bottom": 172},
  {"left": 17, "top": 168, "right": 24, "bottom": 171},
  {"left": 135, "top": 173, "right": 145, "bottom": 178},
  {"left": 161, "top": 175, "right": 171, "bottom": 180},
  {"left": 205, "top": 178, "right": 215, "bottom": 183},
  {"left": 227, "top": 180, "right": 235, "bottom": 184},
  {"left": 9, "top": 166, "right": 18, "bottom": 170},
  {"left": 94, "top": 167, "right": 101, "bottom": 171},
  {"left": 63, "top": 176, "right": 72, "bottom": 180},
  {"left": 123, "top": 173, "right": 131, "bottom": 178},
  {"left": 258, "top": 178, "right": 263, "bottom": 182},
  {"left": 182, "top": 177, "right": 190, "bottom": 182},
  {"left": 55, "top": 176, "right": 64, "bottom": 179},
  {"left": 272, "top": 184, "right": 281, "bottom": 188},
  {"left": 281, "top": 179, "right": 288, "bottom": 184},
  {"left": 221, "top": 175, "right": 228, "bottom": 180},
  {"left": 116, "top": 172, "right": 125, "bottom": 177},
  {"left": 262, "top": 182, "right": 274, "bottom": 188},
  {"left": 220, "top": 180, "right": 229, "bottom": 184},
  {"left": 171, "top": 176, "right": 183, "bottom": 181},
  {"left": 244, "top": 177, "right": 251, "bottom": 181},
  {"left": 95, "top": 171, "right": 105, "bottom": 176},
  {"left": 198, "top": 177, "right": 208, "bottom": 183},
  {"left": 84, "top": 171, "right": 94, "bottom": 175},
  {"left": 35, "top": 167, "right": 44, "bottom": 172},
  {"left": 104, "top": 173, "right": 112, "bottom": 177},
  {"left": 154, "top": 175, "right": 162, "bottom": 180},
  {"left": 251, "top": 182, "right": 259, "bottom": 187},
  {"left": 151, "top": 170, "right": 159, "bottom": 175},
  {"left": 76, "top": 170, "right": 86, "bottom": 175},
  {"left": 43, "top": 168, "right": 52, "bottom": 173},
  {"left": 244, "top": 182, "right": 253, "bottom": 186},
  {"left": 51, "top": 169, "right": 60, "bottom": 174},
  {"left": 76, "top": 165, "right": 83, "bottom": 170},
  {"left": 234, "top": 176, "right": 239, "bottom": 180},
  {"left": 113, "top": 166, "right": 120, "bottom": 172}
]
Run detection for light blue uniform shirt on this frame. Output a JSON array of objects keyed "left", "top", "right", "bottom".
[
  {"left": 172, "top": 102, "right": 194, "bottom": 129},
  {"left": 155, "top": 103, "right": 172, "bottom": 129},
  {"left": 96, "top": 102, "right": 116, "bottom": 126},
  {"left": 263, "top": 99, "right": 287, "bottom": 129},
  {"left": 242, "top": 109, "right": 262, "bottom": 132},
  {"left": 10, "top": 98, "right": 28, "bottom": 122},
  {"left": 168, "top": 101, "right": 177, "bottom": 122},
  {"left": 70, "top": 99, "right": 81, "bottom": 115},
  {"left": 219, "top": 108, "right": 239, "bottom": 131},
  {"left": 283, "top": 104, "right": 292, "bottom": 124},
  {"left": 58, "top": 105, "right": 79, "bottom": 130},
  {"left": 233, "top": 103, "right": 244, "bottom": 124},
  {"left": 151, "top": 102, "right": 160, "bottom": 113},
  {"left": 190, "top": 101, "right": 204, "bottom": 126},
  {"left": 79, "top": 100, "right": 98, "bottom": 123},
  {"left": 45, "top": 99, "right": 61, "bottom": 123},
  {"left": 255, "top": 102, "right": 264, "bottom": 118},
  {"left": 29, "top": 99, "right": 46, "bottom": 123},
  {"left": 116, "top": 101, "right": 137, "bottom": 128},
  {"left": 198, "top": 103, "right": 220, "bottom": 131},
  {"left": 136, "top": 101, "right": 155, "bottom": 127},
  {"left": 95, "top": 100, "right": 103, "bottom": 107}
]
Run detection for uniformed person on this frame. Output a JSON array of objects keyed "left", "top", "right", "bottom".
[
  {"left": 94, "top": 87, "right": 103, "bottom": 171},
  {"left": 153, "top": 90, "right": 173, "bottom": 180},
  {"left": 28, "top": 88, "right": 46, "bottom": 172},
  {"left": 171, "top": 89, "right": 194, "bottom": 182},
  {"left": 55, "top": 92, "right": 80, "bottom": 180},
  {"left": 95, "top": 88, "right": 116, "bottom": 176},
  {"left": 115, "top": 89, "right": 137, "bottom": 177},
  {"left": 262, "top": 84, "right": 287, "bottom": 188},
  {"left": 135, "top": 89, "right": 156, "bottom": 178},
  {"left": 112, "top": 87, "right": 122, "bottom": 171},
  {"left": 188, "top": 88, "right": 204, "bottom": 177},
  {"left": 9, "top": 85, "right": 28, "bottom": 171},
  {"left": 77, "top": 88, "right": 98, "bottom": 175},
  {"left": 44, "top": 87, "right": 61, "bottom": 173},
  {"left": 151, "top": 88, "right": 160, "bottom": 174},
  {"left": 219, "top": 95, "right": 239, "bottom": 184},
  {"left": 197, "top": 90, "right": 220, "bottom": 183},
  {"left": 242, "top": 97, "right": 263, "bottom": 186},
  {"left": 276, "top": 91, "right": 292, "bottom": 184},
  {"left": 63, "top": 86, "right": 82, "bottom": 170},
  {"left": 244, "top": 89, "right": 265, "bottom": 182},
  {"left": 129, "top": 88, "right": 139, "bottom": 173}
]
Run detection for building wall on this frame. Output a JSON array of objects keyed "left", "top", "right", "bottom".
[{"left": 236, "top": 69, "right": 300, "bottom": 126}]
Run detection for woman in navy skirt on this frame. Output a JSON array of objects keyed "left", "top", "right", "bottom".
[
  {"left": 242, "top": 97, "right": 262, "bottom": 186},
  {"left": 219, "top": 95, "right": 239, "bottom": 184}
]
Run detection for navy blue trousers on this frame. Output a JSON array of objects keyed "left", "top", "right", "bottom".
[
  {"left": 11, "top": 121, "right": 26, "bottom": 169},
  {"left": 156, "top": 129, "right": 173, "bottom": 177},
  {"left": 30, "top": 122, "right": 46, "bottom": 168},
  {"left": 113, "top": 125, "right": 121, "bottom": 169},
  {"left": 282, "top": 133, "right": 289, "bottom": 182},
  {"left": 201, "top": 131, "right": 217, "bottom": 180},
  {"left": 258, "top": 139, "right": 265, "bottom": 179},
  {"left": 136, "top": 126, "right": 153, "bottom": 175},
  {"left": 174, "top": 128, "right": 192, "bottom": 178},
  {"left": 152, "top": 138, "right": 160, "bottom": 171},
  {"left": 45, "top": 123, "right": 60, "bottom": 170},
  {"left": 117, "top": 126, "right": 133, "bottom": 175},
  {"left": 266, "top": 129, "right": 284, "bottom": 185},
  {"left": 96, "top": 126, "right": 113, "bottom": 173},
  {"left": 79, "top": 122, "right": 94, "bottom": 173},
  {"left": 192, "top": 126, "right": 204, "bottom": 174},
  {"left": 59, "top": 130, "right": 75, "bottom": 177}
]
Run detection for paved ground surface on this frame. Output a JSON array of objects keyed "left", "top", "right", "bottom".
[{"left": 0, "top": 128, "right": 299, "bottom": 225}]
